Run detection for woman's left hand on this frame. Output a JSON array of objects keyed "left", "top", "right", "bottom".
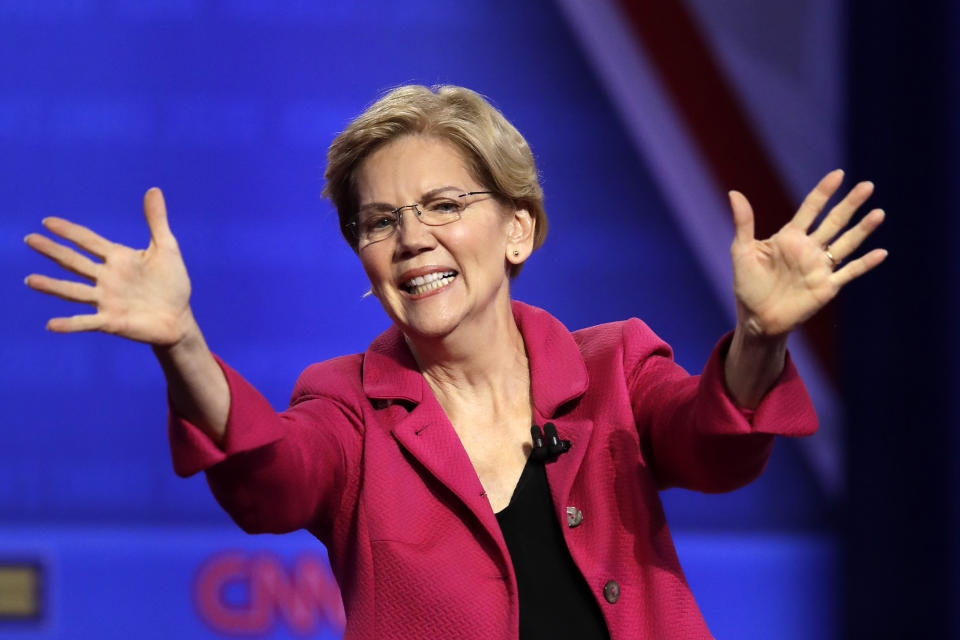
[{"left": 728, "top": 169, "right": 887, "bottom": 337}]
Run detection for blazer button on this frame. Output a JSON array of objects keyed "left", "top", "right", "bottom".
[
  {"left": 603, "top": 579, "right": 620, "bottom": 604},
  {"left": 566, "top": 506, "right": 583, "bottom": 528}
]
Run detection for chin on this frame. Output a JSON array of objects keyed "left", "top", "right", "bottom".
[{"left": 395, "top": 307, "right": 463, "bottom": 341}]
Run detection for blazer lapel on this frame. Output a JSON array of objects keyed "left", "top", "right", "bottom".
[
  {"left": 362, "top": 324, "right": 504, "bottom": 543},
  {"left": 390, "top": 399, "right": 503, "bottom": 538},
  {"left": 512, "top": 301, "right": 594, "bottom": 513},
  {"left": 541, "top": 415, "right": 595, "bottom": 514}
]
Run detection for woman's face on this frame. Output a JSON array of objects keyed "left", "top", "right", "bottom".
[{"left": 354, "top": 134, "right": 529, "bottom": 340}]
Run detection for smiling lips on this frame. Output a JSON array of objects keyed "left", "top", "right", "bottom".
[{"left": 400, "top": 270, "right": 458, "bottom": 297}]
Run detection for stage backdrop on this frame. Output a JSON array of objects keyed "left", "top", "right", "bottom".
[{"left": 0, "top": 0, "right": 891, "bottom": 637}]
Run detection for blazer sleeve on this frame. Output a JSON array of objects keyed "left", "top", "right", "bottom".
[
  {"left": 167, "top": 354, "right": 363, "bottom": 536},
  {"left": 622, "top": 319, "right": 817, "bottom": 492}
]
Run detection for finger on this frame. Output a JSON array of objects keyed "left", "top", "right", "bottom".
[
  {"left": 143, "top": 187, "right": 175, "bottom": 247},
  {"left": 47, "top": 314, "right": 104, "bottom": 333},
  {"left": 24, "top": 232, "right": 101, "bottom": 280},
  {"left": 41, "top": 217, "right": 114, "bottom": 259},
  {"left": 728, "top": 190, "right": 754, "bottom": 245},
  {"left": 826, "top": 209, "right": 885, "bottom": 261},
  {"left": 811, "top": 181, "right": 875, "bottom": 246},
  {"left": 790, "top": 169, "right": 845, "bottom": 231},
  {"left": 831, "top": 248, "right": 888, "bottom": 288},
  {"left": 25, "top": 273, "right": 98, "bottom": 304}
]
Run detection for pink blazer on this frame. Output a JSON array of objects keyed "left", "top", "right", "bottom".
[{"left": 169, "top": 301, "right": 817, "bottom": 639}]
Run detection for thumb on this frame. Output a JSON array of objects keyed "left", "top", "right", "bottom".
[
  {"left": 143, "top": 187, "right": 175, "bottom": 246},
  {"left": 728, "top": 190, "right": 755, "bottom": 246}
]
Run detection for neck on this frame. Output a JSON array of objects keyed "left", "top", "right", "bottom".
[{"left": 404, "top": 292, "right": 529, "bottom": 417}]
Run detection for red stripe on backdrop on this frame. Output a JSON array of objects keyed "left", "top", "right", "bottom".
[{"left": 616, "top": 0, "right": 837, "bottom": 374}]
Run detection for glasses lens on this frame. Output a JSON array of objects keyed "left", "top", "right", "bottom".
[
  {"left": 357, "top": 212, "right": 398, "bottom": 244},
  {"left": 419, "top": 197, "right": 464, "bottom": 226}
]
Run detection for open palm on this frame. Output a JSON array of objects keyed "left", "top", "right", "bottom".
[
  {"left": 729, "top": 170, "right": 887, "bottom": 336},
  {"left": 25, "top": 188, "right": 194, "bottom": 346}
]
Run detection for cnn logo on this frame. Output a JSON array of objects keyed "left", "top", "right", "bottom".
[{"left": 194, "top": 550, "right": 345, "bottom": 636}]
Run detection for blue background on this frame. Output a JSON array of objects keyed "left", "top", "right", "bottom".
[{"left": 2, "top": 0, "right": 956, "bottom": 637}]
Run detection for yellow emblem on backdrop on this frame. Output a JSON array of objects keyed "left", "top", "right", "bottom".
[{"left": 0, "top": 564, "right": 42, "bottom": 618}]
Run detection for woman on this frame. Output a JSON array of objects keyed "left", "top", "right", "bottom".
[{"left": 24, "top": 85, "right": 886, "bottom": 639}]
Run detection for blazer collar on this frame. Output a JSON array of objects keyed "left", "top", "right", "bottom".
[
  {"left": 362, "top": 325, "right": 423, "bottom": 404},
  {"left": 511, "top": 300, "right": 589, "bottom": 418},
  {"left": 361, "top": 300, "right": 589, "bottom": 418}
]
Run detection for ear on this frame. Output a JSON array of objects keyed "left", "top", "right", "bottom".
[{"left": 506, "top": 207, "right": 535, "bottom": 265}]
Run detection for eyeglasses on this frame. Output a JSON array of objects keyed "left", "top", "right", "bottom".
[{"left": 348, "top": 190, "right": 495, "bottom": 247}]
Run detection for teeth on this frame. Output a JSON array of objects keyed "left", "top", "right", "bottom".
[{"left": 403, "top": 271, "right": 456, "bottom": 295}]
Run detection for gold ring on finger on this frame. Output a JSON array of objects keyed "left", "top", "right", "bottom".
[{"left": 824, "top": 246, "right": 838, "bottom": 268}]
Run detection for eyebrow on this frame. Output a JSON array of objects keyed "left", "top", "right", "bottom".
[{"left": 358, "top": 185, "right": 465, "bottom": 213}]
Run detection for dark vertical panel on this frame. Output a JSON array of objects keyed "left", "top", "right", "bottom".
[
  {"left": 953, "top": 5, "right": 960, "bottom": 634},
  {"left": 844, "top": 1, "right": 958, "bottom": 637}
]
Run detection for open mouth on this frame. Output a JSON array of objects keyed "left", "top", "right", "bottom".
[{"left": 401, "top": 270, "right": 458, "bottom": 296}]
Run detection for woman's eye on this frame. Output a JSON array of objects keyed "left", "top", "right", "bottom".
[
  {"left": 427, "top": 200, "right": 463, "bottom": 214},
  {"left": 364, "top": 216, "right": 395, "bottom": 231}
]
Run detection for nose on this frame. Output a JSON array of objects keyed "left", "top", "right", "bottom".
[{"left": 393, "top": 204, "right": 436, "bottom": 258}]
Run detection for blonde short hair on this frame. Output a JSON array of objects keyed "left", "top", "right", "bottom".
[{"left": 322, "top": 84, "right": 547, "bottom": 277}]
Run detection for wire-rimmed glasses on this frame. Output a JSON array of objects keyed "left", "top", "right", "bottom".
[{"left": 348, "top": 190, "right": 495, "bottom": 248}]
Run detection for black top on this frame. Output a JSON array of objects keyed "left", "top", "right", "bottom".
[{"left": 495, "top": 456, "right": 610, "bottom": 640}]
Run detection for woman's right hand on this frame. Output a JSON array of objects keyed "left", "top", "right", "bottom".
[
  {"left": 27, "top": 187, "right": 230, "bottom": 442},
  {"left": 25, "top": 188, "right": 196, "bottom": 346}
]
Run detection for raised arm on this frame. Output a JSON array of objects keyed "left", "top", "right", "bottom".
[
  {"left": 629, "top": 171, "right": 886, "bottom": 491},
  {"left": 25, "top": 188, "right": 229, "bottom": 444},
  {"left": 724, "top": 170, "right": 887, "bottom": 408}
]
